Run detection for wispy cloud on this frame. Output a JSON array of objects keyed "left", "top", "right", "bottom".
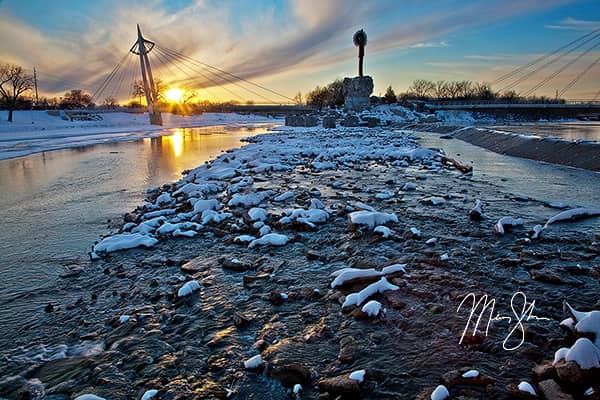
[
  {"left": 545, "top": 17, "right": 600, "bottom": 30},
  {"left": 409, "top": 41, "right": 448, "bottom": 49},
  {"left": 0, "top": 0, "right": 581, "bottom": 100}
]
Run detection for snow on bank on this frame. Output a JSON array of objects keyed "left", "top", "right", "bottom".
[{"left": 0, "top": 110, "right": 280, "bottom": 160}]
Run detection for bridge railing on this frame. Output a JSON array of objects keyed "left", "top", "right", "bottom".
[{"left": 425, "top": 99, "right": 600, "bottom": 106}]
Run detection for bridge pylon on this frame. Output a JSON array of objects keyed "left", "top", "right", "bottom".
[{"left": 130, "top": 24, "right": 162, "bottom": 126}]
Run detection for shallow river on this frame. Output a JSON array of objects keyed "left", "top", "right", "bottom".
[{"left": 0, "top": 125, "right": 271, "bottom": 337}]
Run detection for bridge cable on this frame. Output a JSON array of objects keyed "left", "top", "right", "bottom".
[
  {"left": 155, "top": 45, "right": 278, "bottom": 103},
  {"left": 91, "top": 51, "right": 131, "bottom": 101},
  {"left": 154, "top": 43, "right": 295, "bottom": 103},
  {"left": 493, "top": 27, "right": 600, "bottom": 85},
  {"left": 153, "top": 48, "right": 244, "bottom": 102},
  {"left": 151, "top": 47, "right": 236, "bottom": 101},
  {"left": 557, "top": 54, "right": 600, "bottom": 98},
  {"left": 498, "top": 32, "right": 600, "bottom": 94},
  {"left": 521, "top": 37, "right": 600, "bottom": 97}
]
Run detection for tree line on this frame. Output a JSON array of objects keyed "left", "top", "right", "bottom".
[{"left": 303, "top": 78, "right": 565, "bottom": 108}]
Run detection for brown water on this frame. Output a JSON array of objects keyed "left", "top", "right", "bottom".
[{"left": 0, "top": 124, "right": 273, "bottom": 338}]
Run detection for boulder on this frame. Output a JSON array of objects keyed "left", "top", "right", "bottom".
[
  {"left": 318, "top": 375, "right": 361, "bottom": 395},
  {"left": 343, "top": 76, "right": 374, "bottom": 111},
  {"left": 323, "top": 115, "right": 336, "bottom": 129},
  {"left": 538, "top": 379, "right": 574, "bottom": 400}
]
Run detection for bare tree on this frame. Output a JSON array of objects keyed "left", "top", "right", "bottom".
[
  {"left": 60, "top": 89, "right": 94, "bottom": 109},
  {"left": 445, "top": 81, "right": 461, "bottom": 99},
  {"left": 102, "top": 97, "right": 118, "bottom": 108},
  {"left": 0, "top": 63, "right": 34, "bottom": 122},
  {"left": 408, "top": 79, "right": 435, "bottom": 98},
  {"left": 131, "top": 78, "right": 165, "bottom": 104},
  {"left": 434, "top": 81, "right": 448, "bottom": 99},
  {"left": 293, "top": 91, "right": 303, "bottom": 105}
]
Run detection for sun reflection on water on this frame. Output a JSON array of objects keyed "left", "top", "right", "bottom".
[{"left": 166, "top": 129, "right": 184, "bottom": 157}]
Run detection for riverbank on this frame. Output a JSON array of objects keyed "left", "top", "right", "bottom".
[
  {"left": 0, "top": 110, "right": 281, "bottom": 160},
  {"left": 1, "top": 124, "right": 598, "bottom": 399}
]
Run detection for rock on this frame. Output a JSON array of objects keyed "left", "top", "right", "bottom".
[
  {"left": 44, "top": 303, "right": 54, "bottom": 313},
  {"left": 285, "top": 114, "right": 319, "bottom": 127},
  {"left": 533, "top": 363, "right": 557, "bottom": 382},
  {"left": 506, "top": 383, "right": 538, "bottom": 399},
  {"left": 220, "top": 258, "right": 252, "bottom": 272},
  {"left": 243, "top": 273, "right": 270, "bottom": 288},
  {"left": 305, "top": 250, "right": 323, "bottom": 261},
  {"left": 269, "top": 291, "right": 285, "bottom": 306},
  {"left": 442, "top": 369, "right": 494, "bottom": 387},
  {"left": 268, "top": 360, "right": 312, "bottom": 386},
  {"left": 338, "top": 336, "right": 356, "bottom": 363},
  {"left": 323, "top": 116, "right": 336, "bottom": 129},
  {"left": 531, "top": 268, "right": 564, "bottom": 284},
  {"left": 341, "top": 115, "right": 360, "bottom": 127},
  {"left": 233, "top": 311, "right": 250, "bottom": 328},
  {"left": 555, "top": 360, "right": 598, "bottom": 387},
  {"left": 538, "top": 379, "right": 574, "bottom": 400},
  {"left": 318, "top": 374, "right": 361, "bottom": 395},
  {"left": 180, "top": 258, "right": 209, "bottom": 274},
  {"left": 343, "top": 76, "right": 374, "bottom": 111}
]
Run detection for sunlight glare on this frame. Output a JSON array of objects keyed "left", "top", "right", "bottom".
[{"left": 165, "top": 88, "right": 184, "bottom": 103}]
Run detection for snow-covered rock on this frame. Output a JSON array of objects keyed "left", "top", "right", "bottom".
[
  {"left": 234, "top": 235, "right": 256, "bottom": 244},
  {"left": 75, "top": 395, "right": 106, "bottom": 400},
  {"left": 244, "top": 354, "right": 262, "bottom": 369},
  {"left": 248, "top": 207, "right": 268, "bottom": 221},
  {"left": 401, "top": 182, "right": 416, "bottom": 191},
  {"left": 141, "top": 389, "right": 158, "bottom": 400},
  {"left": 177, "top": 280, "right": 201, "bottom": 297},
  {"left": 381, "top": 264, "right": 406, "bottom": 275},
  {"left": 92, "top": 233, "right": 158, "bottom": 255},
  {"left": 228, "top": 191, "right": 273, "bottom": 207},
  {"left": 348, "top": 369, "right": 366, "bottom": 383},
  {"left": 348, "top": 210, "right": 398, "bottom": 229},
  {"left": 431, "top": 384, "right": 449, "bottom": 400},
  {"left": 192, "top": 198, "right": 221, "bottom": 214},
  {"left": 374, "top": 225, "right": 392, "bottom": 238},
  {"left": 331, "top": 268, "right": 381, "bottom": 288},
  {"left": 248, "top": 233, "right": 289, "bottom": 248},
  {"left": 565, "top": 338, "right": 600, "bottom": 369},
  {"left": 361, "top": 300, "right": 382, "bottom": 317},
  {"left": 462, "top": 370, "right": 479, "bottom": 378},
  {"left": 517, "top": 381, "right": 536, "bottom": 395},
  {"left": 494, "top": 216, "right": 523, "bottom": 235},
  {"left": 274, "top": 191, "right": 294, "bottom": 202},
  {"left": 544, "top": 207, "right": 600, "bottom": 228},
  {"left": 553, "top": 347, "right": 569, "bottom": 366},
  {"left": 342, "top": 277, "right": 399, "bottom": 309}
]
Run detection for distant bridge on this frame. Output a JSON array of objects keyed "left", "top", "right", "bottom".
[{"left": 425, "top": 100, "right": 600, "bottom": 119}]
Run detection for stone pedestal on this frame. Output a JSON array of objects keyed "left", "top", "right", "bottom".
[{"left": 343, "top": 76, "right": 373, "bottom": 111}]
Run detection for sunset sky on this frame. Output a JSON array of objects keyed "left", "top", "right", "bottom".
[{"left": 1, "top": 0, "right": 599, "bottom": 103}]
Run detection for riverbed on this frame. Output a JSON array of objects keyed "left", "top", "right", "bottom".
[{"left": 0, "top": 124, "right": 272, "bottom": 341}]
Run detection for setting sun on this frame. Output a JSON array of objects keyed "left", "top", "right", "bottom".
[{"left": 165, "top": 87, "right": 184, "bottom": 103}]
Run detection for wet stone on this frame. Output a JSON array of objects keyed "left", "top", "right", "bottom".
[
  {"left": 538, "top": 379, "right": 574, "bottom": 400},
  {"left": 268, "top": 360, "right": 312, "bottom": 386},
  {"left": 337, "top": 336, "right": 356, "bottom": 363},
  {"left": 318, "top": 374, "right": 361, "bottom": 395}
]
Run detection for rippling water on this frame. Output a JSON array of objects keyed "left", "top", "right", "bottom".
[
  {"left": 0, "top": 124, "right": 272, "bottom": 336},
  {"left": 488, "top": 121, "right": 600, "bottom": 142}
]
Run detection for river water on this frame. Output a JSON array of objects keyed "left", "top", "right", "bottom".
[
  {"left": 0, "top": 124, "right": 271, "bottom": 336},
  {"left": 487, "top": 121, "right": 600, "bottom": 142},
  {"left": 0, "top": 121, "right": 598, "bottom": 347}
]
